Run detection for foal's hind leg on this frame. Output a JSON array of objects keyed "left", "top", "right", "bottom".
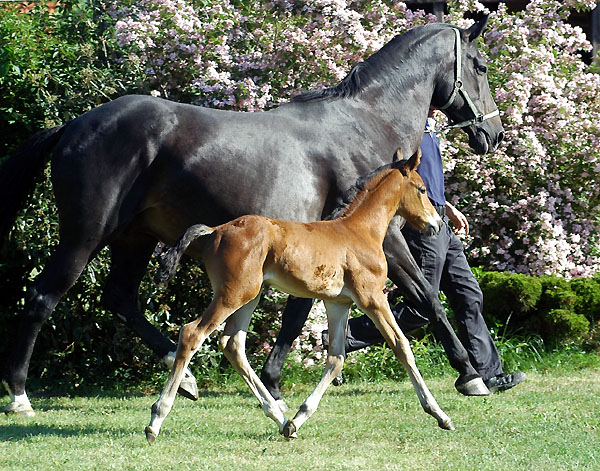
[
  {"left": 282, "top": 301, "right": 349, "bottom": 438},
  {"left": 146, "top": 293, "right": 258, "bottom": 444},
  {"left": 219, "top": 296, "right": 287, "bottom": 432},
  {"left": 3, "top": 238, "right": 99, "bottom": 416},
  {"left": 102, "top": 233, "right": 198, "bottom": 400},
  {"left": 357, "top": 293, "right": 454, "bottom": 430}
]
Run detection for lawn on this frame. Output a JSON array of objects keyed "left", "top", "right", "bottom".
[{"left": 1, "top": 367, "right": 598, "bottom": 471}]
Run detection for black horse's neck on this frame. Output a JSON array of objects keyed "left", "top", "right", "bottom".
[{"left": 287, "top": 23, "right": 455, "bottom": 155}]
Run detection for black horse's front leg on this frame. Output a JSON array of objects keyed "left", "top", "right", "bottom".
[
  {"left": 383, "top": 221, "right": 489, "bottom": 396},
  {"left": 260, "top": 296, "right": 313, "bottom": 401}
]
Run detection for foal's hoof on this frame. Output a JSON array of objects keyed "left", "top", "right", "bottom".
[
  {"left": 455, "top": 376, "right": 490, "bottom": 396},
  {"left": 281, "top": 420, "right": 298, "bottom": 439},
  {"left": 438, "top": 418, "right": 455, "bottom": 431},
  {"left": 178, "top": 374, "right": 199, "bottom": 401},
  {"left": 145, "top": 426, "right": 158, "bottom": 445},
  {"left": 3, "top": 402, "right": 35, "bottom": 417}
]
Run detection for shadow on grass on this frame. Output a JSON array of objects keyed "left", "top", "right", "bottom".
[{"left": 0, "top": 422, "right": 130, "bottom": 441}]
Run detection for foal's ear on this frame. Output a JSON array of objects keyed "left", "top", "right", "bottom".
[
  {"left": 393, "top": 148, "right": 403, "bottom": 161},
  {"left": 398, "top": 148, "right": 421, "bottom": 176},
  {"left": 463, "top": 14, "right": 488, "bottom": 42},
  {"left": 407, "top": 148, "right": 422, "bottom": 171}
]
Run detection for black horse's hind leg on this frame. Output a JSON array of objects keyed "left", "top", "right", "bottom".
[
  {"left": 101, "top": 232, "right": 198, "bottom": 400},
  {"left": 3, "top": 238, "right": 99, "bottom": 415},
  {"left": 102, "top": 233, "right": 175, "bottom": 357},
  {"left": 260, "top": 297, "right": 313, "bottom": 401},
  {"left": 383, "top": 225, "right": 489, "bottom": 396}
]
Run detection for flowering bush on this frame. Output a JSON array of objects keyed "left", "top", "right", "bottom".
[
  {"left": 442, "top": 0, "right": 600, "bottom": 278},
  {"left": 108, "top": 0, "right": 435, "bottom": 108}
]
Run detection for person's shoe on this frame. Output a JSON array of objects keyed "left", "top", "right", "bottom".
[
  {"left": 484, "top": 371, "right": 527, "bottom": 393},
  {"left": 321, "top": 330, "right": 344, "bottom": 386}
]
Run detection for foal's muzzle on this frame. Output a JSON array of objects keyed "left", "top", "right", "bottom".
[{"left": 424, "top": 213, "right": 443, "bottom": 237}]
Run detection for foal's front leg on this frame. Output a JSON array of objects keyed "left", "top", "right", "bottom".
[
  {"left": 359, "top": 294, "right": 454, "bottom": 430},
  {"left": 282, "top": 301, "right": 350, "bottom": 438}
]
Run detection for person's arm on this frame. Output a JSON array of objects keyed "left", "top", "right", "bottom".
[{"left": 445, "top": 201, "right": 469, "bottom": 235}]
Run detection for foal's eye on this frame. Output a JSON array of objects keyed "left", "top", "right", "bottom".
[{"left": 418, "top": 187, "right": 426, "bottom": 195}]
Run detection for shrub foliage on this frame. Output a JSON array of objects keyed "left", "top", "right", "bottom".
[{"left": 478, "top": 271, "right": 599, "bottom": 344}]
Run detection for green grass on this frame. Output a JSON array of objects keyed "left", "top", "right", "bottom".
[{"left": 2, "top": 365, "right": 599, "bottom": 471}]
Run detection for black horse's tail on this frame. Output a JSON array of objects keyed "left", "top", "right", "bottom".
[
  {"left": 0, "top": 124, "right": 68, "bottom": 242},
  {"left": 156, "top": 224, "right": 215, "bottom": 284}
]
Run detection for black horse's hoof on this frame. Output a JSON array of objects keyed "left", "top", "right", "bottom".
[
  {"left": 455, "top": 375, "right": 490, "bottom": 396},
  {"left": 178, "top": 374, "right": 199, "bottom": 401}
]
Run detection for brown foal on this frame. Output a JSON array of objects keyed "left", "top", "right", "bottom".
[{"left": 145, "top": 148, "right": 453, "bottom": 444}]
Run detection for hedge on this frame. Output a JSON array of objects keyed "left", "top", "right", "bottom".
[{"left": 478, "top": 271, "right": 599, "bottom": 345}]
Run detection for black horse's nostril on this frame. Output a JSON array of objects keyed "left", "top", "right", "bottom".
[{"left": 496, "top": 130, "right": 505, "bottom": 146}]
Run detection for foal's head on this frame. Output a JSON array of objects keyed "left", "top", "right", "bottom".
[{"left": 394, "top": 149, "right": 442, "bottom": 236}]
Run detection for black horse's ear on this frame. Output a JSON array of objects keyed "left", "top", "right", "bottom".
[{"left": 463, "top": 14, "right": 488, "bottom": 42}]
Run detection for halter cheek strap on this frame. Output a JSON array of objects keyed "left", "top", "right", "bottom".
[{"left": 438, "top": 28, "right": 499, "bottom": 129}]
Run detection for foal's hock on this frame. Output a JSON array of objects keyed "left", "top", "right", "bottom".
[{"left": 145, "top": 149, "right": 452, "bottom": 444}]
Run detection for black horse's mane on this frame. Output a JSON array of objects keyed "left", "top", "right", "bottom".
[
  {"left": 292, "top": 61, "right": 374, "bottom": 102},
  {"left": 326, "top": 160, "right": 404, "bottom": 220},
  {"left": 292, "top": 23, "right": 448, "bottom": 103}
]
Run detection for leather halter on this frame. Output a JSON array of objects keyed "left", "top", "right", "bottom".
[{"left": 438, "top": 28, "right": 499, "bottom": 129}]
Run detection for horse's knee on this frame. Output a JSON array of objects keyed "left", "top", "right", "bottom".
[
  {"left": 100, "top": 277, "right": 138, "bottom": 319},
  {"left": 218, "top": 335, "right": 229, "bottom": 353},
  {"left": 178, "top": 323, "right": 199, "bottom": 349}
]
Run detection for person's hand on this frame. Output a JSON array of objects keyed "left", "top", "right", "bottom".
[{"left": 445, "top": 201, "right": 469, "bottom": 235}]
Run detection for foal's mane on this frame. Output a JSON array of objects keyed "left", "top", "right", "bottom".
[
  {"left": 326, "top": 161, "right": 402, "bottom": 220},
  {"left": 292, "top": 23, "right": 447, "bottom": 103}
]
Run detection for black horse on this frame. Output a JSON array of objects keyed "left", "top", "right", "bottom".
[{"left": 1, "top": 18, "right": 503, "bottom": 416}]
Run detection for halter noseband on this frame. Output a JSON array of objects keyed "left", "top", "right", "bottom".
[{"left": 438, "top": 28, "right": 499, "bottom": 129}]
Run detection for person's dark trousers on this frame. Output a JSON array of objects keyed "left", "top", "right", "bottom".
[{"left": 345, "top": 215, "right": 503, "bottom": 380}]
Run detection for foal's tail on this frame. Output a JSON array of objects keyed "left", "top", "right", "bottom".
[
  {"left": 156, "top": 224, "right": 215, "bottom": 283},
  {"left": 0, "top": 124, "right": 68, "bottom": 243}
]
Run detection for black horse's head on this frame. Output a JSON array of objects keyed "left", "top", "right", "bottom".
[{"left": 432, "top": 16, "right": 504, "bottom": 154}]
